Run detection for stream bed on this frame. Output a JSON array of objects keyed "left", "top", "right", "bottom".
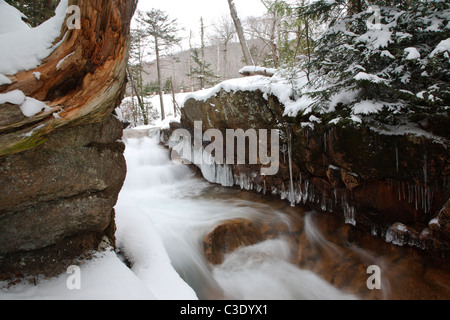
[{"left": 117, "top": 130, "right": 450, "bottom": 300}]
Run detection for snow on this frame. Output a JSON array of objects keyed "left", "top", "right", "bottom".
[
  {"left": 115, "top": 205, "right": 198, "bottom": 300},
  {"left": 309, "top": 115, "right": 321, "bottom": 123},
  {"left": 0, "top": 0, "right": 30, "bottom": 35},
  {"left": 354, "top": 72, "right": 388, "bottom": 84},
  {"left": 0, "top": 90, "right": 52, "bottom": 117},
  {"left": 181, "top": 73, "right": 313, "bottom": 118},
  {"left": 56, "top": 52, "right": 76, "bottom": 70},
  {"left": 429, "top": 37, "right": 450, "bottom": 58},
  {"left": 369, "top": 122, "right": 448, "bottom": 146},
  {"left": 0, "top": 89, "right": 25, "bottom": 105},
  {"left": 328, "top": 117, "right": 342, "bottom": 125},
  {"left": 239, "top": 66, "right": 277, "bottom": 75},
  {"left": 329, "top": 90, "right": 359, "bottom": 111},
  {"left": 404, "top": 47, "right": 421, "bottom": 60},
  {"left": 380, "top": 50, "right": 395, "bottom": 59},
  {"left": 182, "top": 76, "right": 274, "bottom": 103},
  {"left": 0, "top": 205, "right": 198, "bottom": 300},
  {"left": 350, "top": 115, "right": 362, "bottom": 124},
  {"left": 0, "top": 73, "right": 12, "bottom": 86},
  {"left": 0, "top": 250, "right": 155, "bottom": 300},
  {"left": 20, "top": 97, "right": 52, "bottom": 117},
  {"left": 353, "top": 100, "right": 385, "bottom": 115},
  {"left": 429, "top": 217, "right": 440, "bottom": 227},
  {"left": 0, "top": 0, "right": 68, "bottom": 75},
  {"left": 357, "top": 29, "right": 393, "bottom": 50}
]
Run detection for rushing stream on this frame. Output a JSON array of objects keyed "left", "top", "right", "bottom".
[{"left": 116, "top": 130, "right": 449, "bottom": 300}]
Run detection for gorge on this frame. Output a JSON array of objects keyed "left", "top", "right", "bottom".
[{"left": 0, "top": 0, "right": 449, "bottom": 301}]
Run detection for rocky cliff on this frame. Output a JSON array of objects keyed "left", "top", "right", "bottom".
[
  {"left": 170, "top": 87, "right": 450, "bottom": 257},
  {"left": 0, "top": 0, "right": 135, "bottom": 277}
]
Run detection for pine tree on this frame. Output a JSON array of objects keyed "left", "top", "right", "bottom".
[
  {"left": 187, "top": 48, "right": 219, "bottom": 90},
  {"left": 137, "top": 9, "right": 182, "bottom": 121},
  {"left": 296, "top": 0, "right": 450, "bottom": 125},
  {"left": 6, "top": 0, "right": 59, "bottom": 27}
]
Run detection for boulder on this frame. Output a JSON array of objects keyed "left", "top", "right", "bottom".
[
  {"left": 0, "top": 0, "right": 135, "bottom": 276},
  {"left": 204, "top": 219, "right": 263, "bottom": 265}
]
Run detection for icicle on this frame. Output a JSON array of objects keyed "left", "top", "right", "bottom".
[
  {"left": 256, "top": 184, "right": 262, "bottom": 193},
  {"left": 321, "top": 194, "right": 327, "bottom": 211},
  {"left": 342, "top": 195, "right": 356, "bottom": 226},
  {"left": 327, "top": 198, "right": 333, "bottom": 212},
  {"left": 395, "top": 144, "right": 399, "bottom": 173},
  {"left": 415, "top": 185, "right": 418, "bottom": 210},
  {"left": 309, "top": 183, "right": 315, "bottom": 203},
  {"left": 402, "top": 182, "right": 405, "bottom": 201},
  {"left": 281, "top": 182, "right": 286, "bottom": 200},
  {"left": 280, "top": 144, "right": 287, "bottom": 163},
  {"left": 287, "top": 127, "right": 295, "bottom": 207},
  {"left": 423, "top": 151, "right": 428, "bottom": 187},
  {"left": 271, "top": 186, "right": 277, "bottom": 195},
  {"left": 302, "top": 180, "right": 309, "bottom": 204},
  {"left": 408, "top": 183, "right": 412, "bottom": 204}
]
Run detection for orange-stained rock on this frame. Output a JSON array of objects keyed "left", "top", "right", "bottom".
[{"left": 204, "top": 219, "right": 263, "bottom": 265}]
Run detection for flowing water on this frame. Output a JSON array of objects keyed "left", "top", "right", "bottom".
[{"left": 117, "top": 131, "right": 450, "bottom": 300}]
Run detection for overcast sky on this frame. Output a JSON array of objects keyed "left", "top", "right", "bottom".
[{"left": 134, "top": 0, "right": 267, "bottom": 50}]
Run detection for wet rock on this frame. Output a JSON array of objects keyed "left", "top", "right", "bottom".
[
  {"left": 340, "top": 170, "right": 361, "bottom": 190},
  {"left": 204, "top": 219, "right": 263, "bottom": 265},
  {"left": 173, "top": 88, "right": 450, "bottom": 256},
  {"left": 429, "top": 200, "right": 450, "bottom": 252},
  {"left": 326, "top": 165, "right": 343, "bottom": 188}
]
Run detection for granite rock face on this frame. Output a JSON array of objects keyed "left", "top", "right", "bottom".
[
  {"left": 0, "top": 0, "right": 136, "bottom": 276},
  {"left": 172, "top": 89, "right": 450, "bottom": 257},
  {"left": 0, "top": 115, "right": 126, "bottom": 275}
]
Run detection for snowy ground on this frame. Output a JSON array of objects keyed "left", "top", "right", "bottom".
[{"left": 0, "top": 205, "right": 198, "bottom": 300}]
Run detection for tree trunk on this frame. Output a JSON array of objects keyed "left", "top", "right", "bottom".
[
  {"left": 0, "top": 0, "right": 136, "bottom": 277},
  {"left": 349, "top": 0, "right": 362, "bottom": 14},
  {"left": 269, "top": 14, "right": 279, "bottom": 68},
  {"left": 305, "top": 19, "right": 312, "bottom": 82},
  {"left": 200, "top": 17, "right": 206, "bottom": 89},
  {"left": 189, "top": 30, "right": 194, "bottom": 92},
  {"left": 155, "top": 36, "right": 166, "bottom": 121},
  {"left": 227, "top": 0, "right": 254, "bottom": 66},
  {"left": 170, "top": 78, "right": 178, "bottom": 117},
  {"left": 127, "top": 66, "right": 149, "bottom": 125}
]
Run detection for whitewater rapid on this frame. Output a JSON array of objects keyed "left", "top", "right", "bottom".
[{"left": 116, "top": 132, "right": 356, "bottom": 300}]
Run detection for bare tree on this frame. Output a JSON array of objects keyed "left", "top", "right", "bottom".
[
  {"left": 127, "top": 27, "right": 151, "bottom": 125},
  {"left": 210, "top": 15, "right": 236, "bottom": 79},
  {"left": 227, "top": 0, "right": 254, "bottom": 66}
]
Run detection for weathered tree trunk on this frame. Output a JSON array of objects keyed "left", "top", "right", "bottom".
[{"left": 0, "top": 0, "right": 136, "bottom": 277}]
